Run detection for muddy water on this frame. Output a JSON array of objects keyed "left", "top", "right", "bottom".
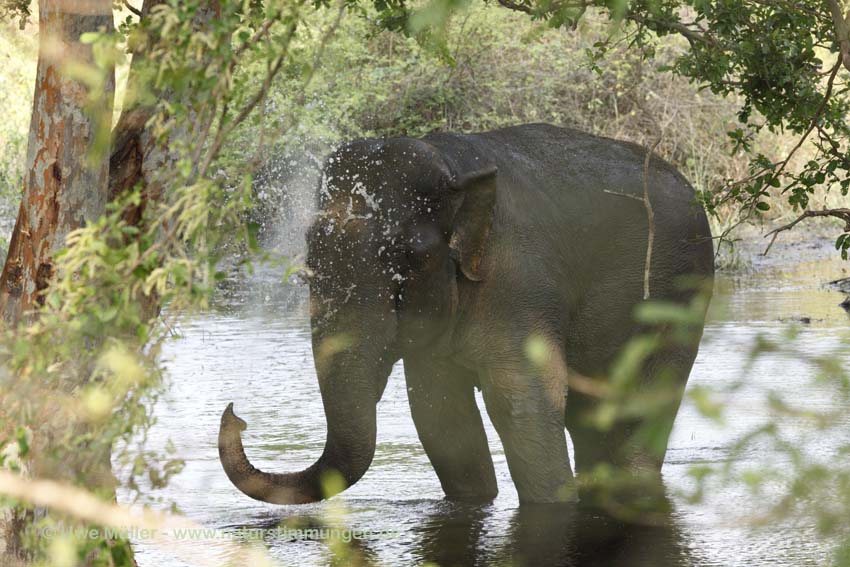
[{"left": 121, "top": 240, "right": 850, "bottom": 567}]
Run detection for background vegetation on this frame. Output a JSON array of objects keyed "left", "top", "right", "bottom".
[
  {"left": 4, "top": 5, "right": 843, "bottom": 258},
  {"left": 0, "top": 0, "right": 847, "bottom": 566},
  {"left": 0, "top": 23, "right": 35, "bottom": 248},
  {"left": 225, "top": 4, "right": 846, "bottom": 253}
]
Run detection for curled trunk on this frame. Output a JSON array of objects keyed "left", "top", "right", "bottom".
[
  {"left": 218, "top": 390, "right": 378, "bottom": 504},
  {"left": 219, "top": 274, "right": 397, "bottom": 504}
]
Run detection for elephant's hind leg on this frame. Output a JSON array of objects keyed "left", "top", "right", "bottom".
[
  {"left": 567, "top": 345, "right": 697, "bottom": 475},
  {"left": 566, "top": 345, "right": 699, "bottom": 510},
  {"left": 404, "top": 355, "right": 498, "bottom": 502}
]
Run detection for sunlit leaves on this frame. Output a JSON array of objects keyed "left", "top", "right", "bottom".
[{"left": 836, "top": 232, "right": 850, "bottom": 260}]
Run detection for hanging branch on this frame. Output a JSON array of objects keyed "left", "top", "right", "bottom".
[
  {"left": 123, "top": 0, "right": 142, "bottom": 17},
  {"left": 763, "top": 208, "right": 850, "bottom": 255},
  {"left": 643, "top": 137, "right": 661, "bottom": 300},
  {"left": 825, "top": 0, "right": 850, "bottom": 71}
]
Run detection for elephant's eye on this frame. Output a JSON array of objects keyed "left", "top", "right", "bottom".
[
  {"left": 409, "top": 225, "right": 442, "bottom": 256},
  {"left": 407, "top": 237, "right": 444, "bottom": 271},
  {"left": 406, "top": 248, "right": 430, "bottom": 268}
]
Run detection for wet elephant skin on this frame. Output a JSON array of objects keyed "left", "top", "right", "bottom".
[{"left": 218, "top": 123, "right": 714, "bottom": 506}]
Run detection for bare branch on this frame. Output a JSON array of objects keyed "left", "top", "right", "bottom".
[
  {"left": 495, "top": 0, "right": 716, "bottom": 47},
  {"left": 198, "top": 21, "right": 298, "bottom": 178},
  {"left": 643, "top": 137, "right": 661, "bottom": 300},
  {"left": 234, "top": 18, "right": 275, "bottom": 59},
  {"left": 710, "top": 57, "right": 841, "bottom": 212},
  {"left": 602, "top": 140, "right": 661, "bottom": 300},
  {"left": 241, "top": 1, "right": 347, "bottom": 151},
  {"left": 497, "top": 0, "right": 534, "bottom": 14},
  {"left": 627, "top": 12, "right": 716, "bottom": 47},
  {"left": 602, "top": 189, "right": 643, "bottom": 201},
  {"left": 123, "top": 0, "right": 142, "bottom": 17},
  {"left": 763, "top": 208, "right": 850, "bottom": 255},
  {"left": 496, "top": 0, "right": 593, "bottom": 18},
  {"left": 764, "top": 58, "right": 842, "bottom": 182}
]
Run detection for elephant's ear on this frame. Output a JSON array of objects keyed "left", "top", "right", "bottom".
[{"left": 449, "top": 165, "right": 498, "bottom": 282}]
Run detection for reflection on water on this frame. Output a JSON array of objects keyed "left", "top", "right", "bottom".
[
  {"left": 121, "top": 243, "right": 849, "bottom": 567},
  {"left": 410, "top": 494, "right": 690, "bottom": 567}
]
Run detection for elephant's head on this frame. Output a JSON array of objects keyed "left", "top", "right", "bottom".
[{"left": 219, "top": 138, "right": 497, "bottom": 504}]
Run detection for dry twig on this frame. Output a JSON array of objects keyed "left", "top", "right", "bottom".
[
  {"left": 763, "top": 208, "right": 850, "bottom": 255},
  {"left": 123, "top": 0, "right": 142, "bottom": 17},
  {"left": 643, "top": 137, "right": 661, "bottom": 300}
]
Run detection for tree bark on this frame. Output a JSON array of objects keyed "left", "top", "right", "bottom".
[
  {"left": 108, "top": 0, "right": 165, "bottom": 216},
  {"left": 0, "top": 0, "right": 115, "bottom": 323},
  {"left": 0, "top": 1, "right": 115, "bottom": 561},
  {"left": 108, "top": 0, "right": 220, "bottom": 322},
  {"left": 0, "top": 0, "right": 217, "bottom": 561}
]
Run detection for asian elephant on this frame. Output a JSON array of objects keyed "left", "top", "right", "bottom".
[{"left": 218, "top": 123, "right": 714, "bottom": 505}]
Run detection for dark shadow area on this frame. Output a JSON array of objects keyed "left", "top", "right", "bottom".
[
  {"left": 413, "top": 488, "right": 692, "bottom": 567},
  {"left": 224, "top": 480, "right": 693, "bottom": 566},
  {"left": 413, "top": 501, "right": 492, "bottom": 567}
]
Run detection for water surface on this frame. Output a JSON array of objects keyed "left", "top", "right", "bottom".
[{"left": 122, "top": 240, "right": 850, "bottom": 567}]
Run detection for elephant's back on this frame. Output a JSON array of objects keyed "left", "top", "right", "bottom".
[
  {"left": 469, "top": 124, "right": 697, "bottom": 206},
  {"left": 428, "top": 124, "right": 714, "bottom": 374},
  {"left": 429, "top": 124, "right": 713, "bottom": 274},
  {"left": 427, "top": 124, "right": 701, "bottom": 214}
]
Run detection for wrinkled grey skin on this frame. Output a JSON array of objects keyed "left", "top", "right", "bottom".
[{"left": 219, "top": 123, "right": 714, "bottom": 505}]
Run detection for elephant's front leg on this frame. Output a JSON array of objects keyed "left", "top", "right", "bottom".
[
  {"left": 404, "top": 356, "right": 498, "bottom": 502},
  {"left": 480, "top": 348, "right": 576, "bottom": 504}
]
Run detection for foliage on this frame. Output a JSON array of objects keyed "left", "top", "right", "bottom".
[
  {"left": 0, "top": 22, "right": 35, "bottom": 257},
  {"left": 362, "top": 0, "right": 850, "bottom": 249},
  {"left": 0, "top": 0, "right": 29, "bottom": 29},
  {"left": 0, "top": 0, "right": 349, "bottom": 563},
  {"left": 233, "top": 2, "right": 846, "bottom": 250},
  {"left": 0, "top": 0, "right": 848, "bottom": 565}
]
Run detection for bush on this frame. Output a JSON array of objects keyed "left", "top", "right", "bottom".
[{"left": 231, "top": 5, "right": 819, "bottom": 242}]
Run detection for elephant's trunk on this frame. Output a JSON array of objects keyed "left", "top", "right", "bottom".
[{"left": 218, "top": 355, "right": 387, "bottom": 504}]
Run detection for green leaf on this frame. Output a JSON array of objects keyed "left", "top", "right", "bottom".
[{"left": 79, "top": 32, "right": 101, "bottom": 44}]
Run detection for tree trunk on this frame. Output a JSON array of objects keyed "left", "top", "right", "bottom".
[
  {"left": 0, "top": 0, "right": 114, "bottom": 323},
  {"left": 108, "top": 0, "right": 220, "bottom": 322},
  {"left": 108, "top": 0, "right": 167, "bottom": 219},
  {"left": 0, "top": 2, "right": 115, "bottom": 562},
  {"left": 0, "top": 1, "right": 218, "bottom": 562}
]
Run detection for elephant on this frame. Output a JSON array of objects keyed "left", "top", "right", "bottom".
[{"left": 218, "top": 123, "right": 714, "bottom": 505}]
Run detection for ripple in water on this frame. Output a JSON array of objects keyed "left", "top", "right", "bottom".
[{"left": 119, "top": 248, "right": 850, "bottom": 567}]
